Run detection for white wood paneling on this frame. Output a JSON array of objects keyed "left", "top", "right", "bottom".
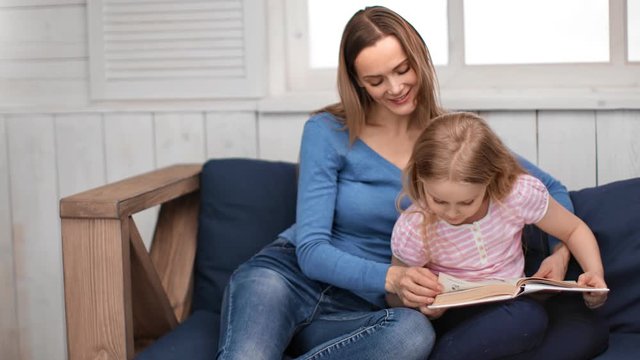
[
  {"left": 480, "top": 111, "right": 538, "bottom": 164},
  {"left": 55, "top": 113, "right": 106, "bottom": 198},
  {"left": 0, "top": 4, "right": 86, "bottom": 60},
  {"left": 154, "top": 112, "right": 206, "bottom": 168},
  {"left": 538, "top": 111, "right": 597, "bottom": 190},
  {"left": 0, "top": 115, "right": 19, "bottom": 360},
  {"left": 104, "top": 113, "right": 154, "bottom": 181},
  {"left": 6, "top": 114, "right": 66, "bottom": 360},
  {"left": 206, "top": 111, "right": 257, "bottom": 159},
  {"left": 597, "top": 110, "right": 640, "bottom": 185},
  {"left": 257, "top": 112, "right": 306, "bottom": 162},
  {"left": 0, "top": 1, "right": 84, "bottom": 7},
  {"left": 0, "top": 59, "right": 87, "bottom": 80},
  {"left": 0, "top": 2, "right": 88, "bottom": 108},
  {"left": 104, "top": 112, "right": 157, "bottom": 248}
]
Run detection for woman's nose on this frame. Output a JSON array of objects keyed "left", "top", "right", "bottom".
[{"left": 386, "top": 77, "right": 403, "bottom": 95}]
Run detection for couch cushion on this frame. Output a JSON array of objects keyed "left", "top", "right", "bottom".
[
  {"left": 567, "top": 177, "right": 640, "bottom": 333},
  {"left": 593, "top": 333, "right": 640, "bottom": 360},
  {"left": 135, "top": 310, "right": 219, "bottom": 360},
  {"left": 192, "top": 159, "right": 298, "bottom": 314}
]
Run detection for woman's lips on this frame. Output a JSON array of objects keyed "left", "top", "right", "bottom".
[{"left": 389, "top": 90, "right": 410, "bottom": 105}]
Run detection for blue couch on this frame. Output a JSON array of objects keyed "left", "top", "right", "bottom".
[{"left": 137, "top": 158, "right": 640, "bottom": 359}]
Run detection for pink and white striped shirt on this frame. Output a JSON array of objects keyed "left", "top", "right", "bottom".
[{"left": 391, "top": 174, "right": 550, "bottom": 281}]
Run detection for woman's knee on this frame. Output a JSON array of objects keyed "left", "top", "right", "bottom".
[
  {"left": 387, "top": 308, "right": 435, "bottom": 359},
  {"left": 227, "top": 265, "right": 292, "bottom": 304}
]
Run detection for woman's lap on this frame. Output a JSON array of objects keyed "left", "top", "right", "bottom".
[{"left": 217, "top": 238, "right": 435, "bottom": 360}]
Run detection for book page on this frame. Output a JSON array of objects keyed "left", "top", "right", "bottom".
[
  {"left": 438, "top": 272, "right": 518, "bottom": 292},
  {"left": 519, "top": 282, "right": 610, "bottom": 295}
]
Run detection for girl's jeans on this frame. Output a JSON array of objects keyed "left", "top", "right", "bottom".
[{"left": 216, "top": 238, "right": 435, "bottom": 360}]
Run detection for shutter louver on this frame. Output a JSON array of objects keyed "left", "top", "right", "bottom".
[{"left": 88, "top": 0, "right": 265, "bottom": 99}]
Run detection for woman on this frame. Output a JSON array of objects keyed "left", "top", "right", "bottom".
[{"left": 217, "top": 6, "right": 607, "bottom": 360}]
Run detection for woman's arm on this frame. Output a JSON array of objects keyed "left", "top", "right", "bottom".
[{"left": 294, "top": 115, "right": 389, "bottom": 293}]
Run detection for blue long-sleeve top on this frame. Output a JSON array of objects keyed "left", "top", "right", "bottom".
[{"left": 279, "top": 112, "right": 572, "bottom": 307}]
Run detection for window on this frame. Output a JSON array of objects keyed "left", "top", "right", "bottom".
[
  {"left": 283, "top": 0, "right": 640, "bottom": 108},
  {"left": 629, "top": 0, "right": 640, "bottom": 61}
]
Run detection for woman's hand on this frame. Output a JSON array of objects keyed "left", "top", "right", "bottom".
[
  {"left": 418, "top": 305, "right": 447, "bottom": 319},
  {"left": 386, "top": 265, "right": 443, "bottom": 307},
  {"left": 532, "top": 243, "right": 570, "bottom": 281},
  {"left": 578, "top": 272, "right": 608, "bottom": 309}
]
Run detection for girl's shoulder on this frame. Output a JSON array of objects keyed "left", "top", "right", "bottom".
[
  {"left": 502, "top": 174, "right": 550, "bottom": 223},
  {"left": 398, "top": 204, "right": 426, "bottom": 224}
]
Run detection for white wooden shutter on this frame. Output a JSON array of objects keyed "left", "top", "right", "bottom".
[{"left": 87, "top": 0, "right": 266, "bottom": 99}]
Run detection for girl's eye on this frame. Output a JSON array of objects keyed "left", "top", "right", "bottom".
[
  {"left": 433, "top": 199, "right": 446, "bottom": 205},
  {"left": 461, "top": 200, "right": 474, "bottom": 206}
]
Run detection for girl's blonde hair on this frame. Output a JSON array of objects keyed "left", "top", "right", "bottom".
[
  {"left": 402, "top": 112, "right": 525, "bottom": 215},
  {"left": 317, "top": 6, "right": 444, "bottom": 143}
]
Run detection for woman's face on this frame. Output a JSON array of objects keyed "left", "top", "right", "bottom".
[{"left": 354, "top": 35, "right": 418, "bottom": 117}]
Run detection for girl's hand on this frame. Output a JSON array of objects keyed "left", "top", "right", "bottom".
[
  {"left": 578, "top": 272, "right": 608, "bottom": 309},
  {"left": 532, "top": 244, "right": 570, "bottom": 281}
]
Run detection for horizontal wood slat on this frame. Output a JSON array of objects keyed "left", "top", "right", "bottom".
[{"left": 60, "top": 164, "right": 201, "bottom": 219}]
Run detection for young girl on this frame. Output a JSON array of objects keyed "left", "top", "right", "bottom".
[{"left": 389, "top": 112, "right": 608, "bottom": 360}]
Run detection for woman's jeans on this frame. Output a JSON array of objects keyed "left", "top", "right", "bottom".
[{"left": 216, "top": 238, "right": 435, "bottom": 360}]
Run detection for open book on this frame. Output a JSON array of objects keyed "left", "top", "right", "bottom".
[{"left": 428, "top": 273, "right": 609, "bottom": 309}]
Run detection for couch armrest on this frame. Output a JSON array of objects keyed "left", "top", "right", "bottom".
[
  {"left": 61, "top": 164, "right": 201, "bottom": 219},
  {"left": 60, "top": 164, "right": 202, "bottom": 360}
]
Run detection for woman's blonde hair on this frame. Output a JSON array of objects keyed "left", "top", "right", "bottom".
[
  {"left": 402, "top": 112, "right": 525, "bottom": 213},
  {"left": 318, "top": 6, "right": 444, "bottom": 143}
]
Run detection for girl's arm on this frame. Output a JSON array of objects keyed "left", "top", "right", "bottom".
[
  {"left": 515, "top": 153, "right": 572, "bottom": 280},
  {"left": 535, "top": 197, "right": 608, "bottom": 308}
]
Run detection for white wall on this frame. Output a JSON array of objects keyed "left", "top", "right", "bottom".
[{"left": 1, "top": 1, "right": 639, "bottom": 360}]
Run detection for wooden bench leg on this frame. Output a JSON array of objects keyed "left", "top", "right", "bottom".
[{"left": 62, "top": 218, "right": 134, "bottom": 360}]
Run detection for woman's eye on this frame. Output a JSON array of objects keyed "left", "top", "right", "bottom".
[
  {"left": 397, "top": 65, "right": 410, "bottom": 74},
  {"left": 368, "top": 80, "right": 383, "bottom": 87}
]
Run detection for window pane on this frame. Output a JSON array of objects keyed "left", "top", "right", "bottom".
[
  {"left": 629, "top": 0, "right": 640, "bottom": 61},
  {"left": 464, "top": 0, "right": 609, "bottom": 65},
  {"left": 308, "top": 0, "right": 448, "bottom": 68}
]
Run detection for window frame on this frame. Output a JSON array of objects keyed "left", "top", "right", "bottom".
[{"left": 279, "top": 0, "right": 640, "bottom": 110}]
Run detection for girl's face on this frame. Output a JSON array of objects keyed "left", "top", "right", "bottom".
[
  {"left": 354, "top": 35, "right": 418, "bottom": 118},
  {"left": 423, "top": 179, "right": 488, "bottom": 226}
]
